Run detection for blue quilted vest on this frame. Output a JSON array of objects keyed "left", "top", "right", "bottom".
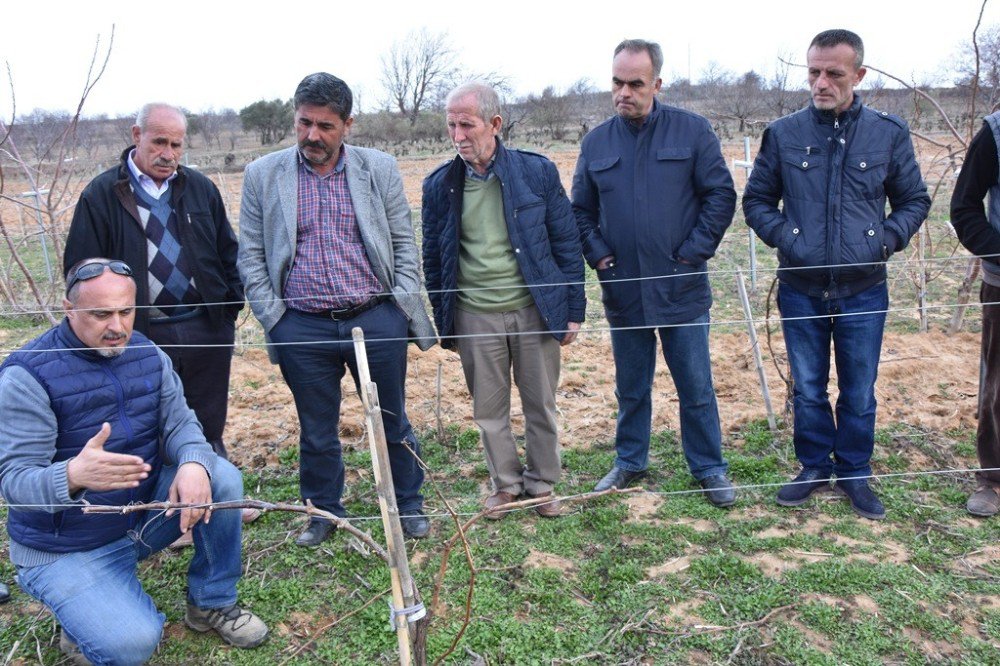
[{"left": 2, "top": 320, "right": 162, "bottom": 552}]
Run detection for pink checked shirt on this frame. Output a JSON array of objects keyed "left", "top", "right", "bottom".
[{"left": 283, "top": 150, "right": 383, "bottom": 311}]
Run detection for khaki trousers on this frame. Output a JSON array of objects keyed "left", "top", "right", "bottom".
[{"left": 455, "top": 305, "right": 562, "bottom": 496}]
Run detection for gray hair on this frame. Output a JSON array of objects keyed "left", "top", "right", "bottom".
[
  {"left": 445, "top": 81, "right": 502, "bottom": 124},
  {"left": 614, "top": 39, "right": 664, "bottom": 79},
  {"left": 810, "top": 29, "right": 865, "bottom": 70},
  {"left": 135, "top": 103, "right": 187, "bottom": 131}
]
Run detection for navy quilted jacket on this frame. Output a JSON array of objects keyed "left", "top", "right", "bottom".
[
  {"left": 422, "top": 141, "right": 586, "bottom": 349},
  {"left": 743, "top": 95, "right": 930, "bottom": 299},
  {"left": 572, "top": 99, "right": 736, "bottom": 327},
  {"left": 2, "top": 320, "right": 162, "bottom": 552}
]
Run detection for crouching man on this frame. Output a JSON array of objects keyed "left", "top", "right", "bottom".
[{"left": 0, "top": 259, "right": 267, "bottom": 664}]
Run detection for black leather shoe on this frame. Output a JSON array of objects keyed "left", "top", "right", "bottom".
[
  {"left": 0, "top": 582, "right": 10, "bottom": 604},
  {"left": 700, "top": 474, "right": 736, "bottom": 507},
  {"left": 834, "top": 478, "right": 886, "bottom": 520},
  {"left": 594, "top": 466, "right": 647, "bottom": 492},
  {"left": 400, "top": 510, "right": 430, "bottom": 539},
  {"left": 295, "top": 518, "right": 336, "bottom": 547},
  {"left": 776, "top": 468, "right": 832, "bottom": 507}
]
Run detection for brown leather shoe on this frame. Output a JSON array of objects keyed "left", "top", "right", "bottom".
[
  {"left": 529, "top": 492, "right": 561, "bottom": 518},
  {"left": 242, "top": 508, "right": 263, "bottom": 524},
  {"left": 484, "top": 492, "right": 518, "bottom": 520}
]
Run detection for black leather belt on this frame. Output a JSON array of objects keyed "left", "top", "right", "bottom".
[{"left": 324, "top": 295, "right": 386, "bottom": 321}]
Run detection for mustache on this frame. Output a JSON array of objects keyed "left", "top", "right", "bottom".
[
  {"left": 153, "top": 158, "right": 176, "bottom": 167},
  {"left": 302, "top": 140, "right": 328, "bottom": 150},
  {"left": 102, "top": 333, "right": 126, "bottom": 342}
]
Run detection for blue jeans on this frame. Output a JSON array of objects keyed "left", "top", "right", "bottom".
[
  {"left": 778, "top": 281, "right": 888, "bottom": 478},
  {"left": 610, "top": 313, "right": 727, "bottom": 480},
  {"left": 15, "top": 460, "right": 244, "bottom": 666},
  {"left": 268, "top": 302, "right": 423, "bottom": 516}
]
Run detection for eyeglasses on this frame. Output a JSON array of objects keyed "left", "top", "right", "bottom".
[{"left": 65, "top": 260, "right": 135, "bottom": 296}]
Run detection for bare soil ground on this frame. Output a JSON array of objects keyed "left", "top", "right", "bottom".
[{"left": 225, "top": 327, "right": 980, "bottom": 473}]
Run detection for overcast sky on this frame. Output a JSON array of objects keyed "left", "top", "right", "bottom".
[{"left": 3, "top": 0, "right": 998, "bottom": 119}]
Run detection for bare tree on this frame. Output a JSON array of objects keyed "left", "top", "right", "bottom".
[
  {"left": 718, "top": 70, "right": 767, "bottom": 133},
  {"left": 527, "top": 86, "right": 573, "bottom": 141},
  {"left": 380, "top": 28, "right": 457, "bottom": 126},
  {"left": 0, "top": 28, "right": 115, "bottom": 323}
]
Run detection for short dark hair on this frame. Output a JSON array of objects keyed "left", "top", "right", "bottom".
[
  {"left": 614, "top": 39, "right": 664, "bottom": 79},
  {"left": 810, "top": 29, "right": 864, "bottom": 70},
  {"left": 293, "top": 72, "right": 353, "bottom": 121}
]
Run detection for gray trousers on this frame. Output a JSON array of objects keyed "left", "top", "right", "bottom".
[{"left": 455, "top": 305, "right": 562, "bottom": 496}]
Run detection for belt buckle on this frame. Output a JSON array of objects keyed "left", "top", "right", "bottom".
[{"left": 328, "top": 305, "right": 355, "bottom": 321}]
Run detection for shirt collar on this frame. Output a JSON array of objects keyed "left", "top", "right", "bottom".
[
  {"left": 462, "top": 145, "right": 498, "bottom": 182},
  {"left": 126, "top": 149, "right": 177, "bottom": 196}
]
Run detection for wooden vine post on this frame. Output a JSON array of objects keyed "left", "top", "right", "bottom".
[
  {"left": 736, "top": 269, "right": 777, "bottom": 432},
  {"left": 352, "top": 327, "right": 420, "bottom": 665}
]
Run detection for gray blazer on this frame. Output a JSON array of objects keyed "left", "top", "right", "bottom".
[{"left": 238, "top": 144, "right": 436, "bottom": 362}]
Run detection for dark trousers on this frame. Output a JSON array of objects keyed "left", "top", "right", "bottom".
[
  {"left": 148, "top": 312, "right": 236, "bottom": 459},
  {"left": 978, "top": 282, "right": 1000, "bottom": 486},
  {"left": 267, "top": 302, "right": 423, "bottom": 516}
]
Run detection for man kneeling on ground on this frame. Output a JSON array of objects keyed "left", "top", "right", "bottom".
[{"left": 0, "top": 258, "right": 267, "bottom": 665}]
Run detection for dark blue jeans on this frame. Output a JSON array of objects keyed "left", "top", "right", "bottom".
[
  {"left": 609, "top": 313, "right": 727, "bottom": 480},
  {"left": 268, "top": 302, "right": 423, "bottom": 516},
  {"left": 778, "top": 281, "right": 888, "bottom": 478},
  {"left": 15, "top": 460, "right": 244, "bottom": 666}
]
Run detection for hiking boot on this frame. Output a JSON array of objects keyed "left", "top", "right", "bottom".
[
  {"left": 700, "top": 474, "right": 736, "bottom": 508},
  {"left": 185, "top": 603, "right": 268, "bottom": 648},
  {"left": 834, "top": 477, "right": 886, "bottom": 520},
  {"left": 59, "top": 631, "right": 91, "bottom": 666},
  {"left": 967, "top": 484, "right": 1000, "bottom": 517},
  {"left": 776, "top": 469, "right": 832, "bottom": 507}
]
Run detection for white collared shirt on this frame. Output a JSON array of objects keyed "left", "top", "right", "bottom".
[{"left": 126, "top": 150, "right": 177, "bottom": 200}]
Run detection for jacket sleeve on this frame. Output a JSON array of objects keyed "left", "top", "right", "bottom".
[
  {"left": 743, "top": 127, "right": 796, "bottom": 255},
  {"left": 543, "top": 159, "right": 586, "bottom": 323},
  {"left": 237, "top": 165, "right": 285, "bottom": 332},
  {"left": 0, "top": 367, "right": 77, "bottom": 511},
  {"left": 157, "top": 349, "right": 216, "bottom": 476},
  {"left": 882, "top": 120, "right": 931, "bottom": 254},
  {"left": 64, "top": 184, "right": 111, "bottom": 277},
  {"left": 952, "top": 123, "right": 1000, "bottom": 259},
  {"left": 420, "top": 177, "right": 444, "bottom": 328},
  {"left": 675, "top": 124, "right": 737, "bottom": 263},
  {"left": 571, "top": 149, "right": 614, "bottom": 267},
  {"left": 207, "top": 181, "right": 245, "bottom": 314}
]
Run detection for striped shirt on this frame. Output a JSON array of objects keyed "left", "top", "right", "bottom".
[{"left": 283, "top": 149, "right": 383, "bottom": 311}]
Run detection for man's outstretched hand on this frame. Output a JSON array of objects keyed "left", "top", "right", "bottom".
[{"left": 66, "top": 423, "right": 151, "bottom": 494}]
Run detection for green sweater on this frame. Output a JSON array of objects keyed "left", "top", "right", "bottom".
[{"left": 456, "top": 177, "right": 533, "bottom": 313}]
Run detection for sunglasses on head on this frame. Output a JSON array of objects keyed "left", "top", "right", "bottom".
[{"left": 65, "top": 260, "right": 134, "bottom": 296}]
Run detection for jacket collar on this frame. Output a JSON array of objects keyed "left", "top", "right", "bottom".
[
  {"left": 56, "top": 318, "right": 112, "bottom": 362},
  {"left": 448, "top": 139, "right": 509, "bottom": 185},
  {"left": 617, "top": 98, "right": 660, "bottom": 132},
  {"left": 810, "top": 94, "right": 863, "bottom": 127}
]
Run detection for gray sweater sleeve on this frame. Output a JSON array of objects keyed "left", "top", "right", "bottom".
[
  {"left": 0, "top": 366, "right": 75, "bottom": 512},
  {"left": 0, "top": 350, "right": 218, "bottom": 514},
  {"left": 156, "top": 348, "right": 217, "bottom": 478}
]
